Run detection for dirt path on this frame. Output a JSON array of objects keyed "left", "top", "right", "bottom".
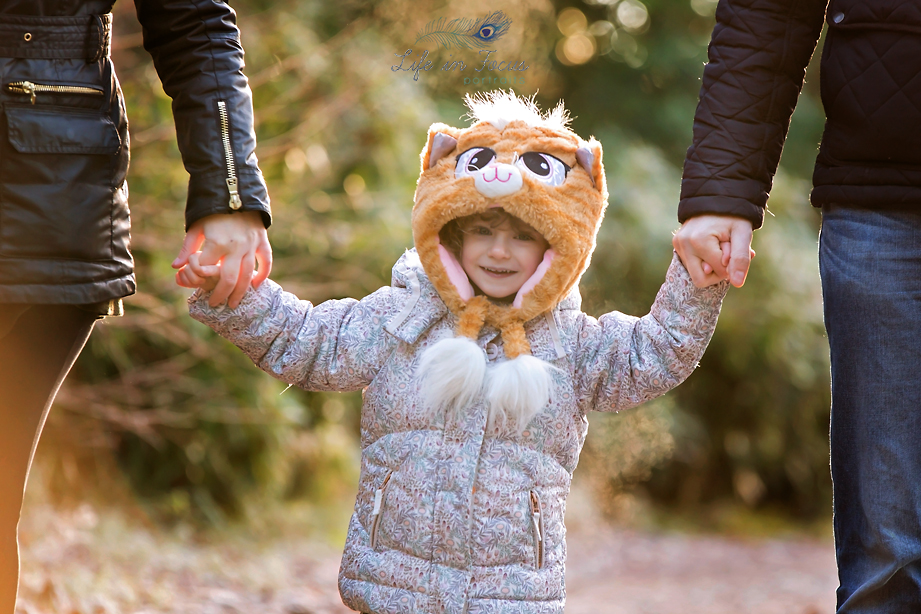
[
  {"left": 565, "top": 528, "right": 836, "bottom": 614},
  {"left": 16, "top": 502, "right": 837, "bottom": 614}
]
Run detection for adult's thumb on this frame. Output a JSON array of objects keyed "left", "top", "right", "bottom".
[
  {"left": 172, "top": 230, "right": 203, "bottom": 268},
  {"left": 728, "top": 224, "right": 753, "bottom": 287}
]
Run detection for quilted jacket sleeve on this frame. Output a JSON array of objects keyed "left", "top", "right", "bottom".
[
  {"left": 188, "top": 280, "right": 401, "bottom": 392},
  {"left": 678, "top": 0, "right": 828, "bottom": 229},
  {"left": 572, "top": 254, "right": 727, "bottom": 413},
  {"left": 133, "top": 0, "right": 271, "bottom": 230}
]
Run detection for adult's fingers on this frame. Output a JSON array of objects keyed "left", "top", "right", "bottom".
[
  {"left": 209, "top": 251, "right": 242, "bottom": 307},
  {"left": 197, "top": 237, "right": 227, "bottom": 267},
  {"left": 172, "top": 227, "right": 205, "bottom": 269},
  {"left": 727, "top": 221, "right": 754, "bottom": 287},
  {"left": 228, "top": 251, "right": 256, "bottom": 308},
  {"left": 720, "top": 241, "right": 731, "bottom": 269},
  {"left": 253, "top": 235, "right": 273, "bottom": 288}
]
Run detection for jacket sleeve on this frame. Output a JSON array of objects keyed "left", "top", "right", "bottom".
[
  {"left": 572, "top": 254, "right": 728, "bottom": 413},
  {"left": 678, "top": 0, "right": 828, "bottom": 229},
  {"left": 188, "top": 280, "right": 401, "bottom": 392},
  {"left": 133, "top": 0, "right": 271, "bottom": 230}
]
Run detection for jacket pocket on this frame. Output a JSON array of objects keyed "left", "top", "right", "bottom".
[
  {"left": 529, "top": 490, "right": 545, "bottom": 569},
  {"left": 6, "top": 106, "right": 120, "bottom": 155},
  {"left": 0, "top": 105, "right": 122, "bottom": 261},
  {"left": 369, "top": 470, "right": 394, "bottom": 550}
]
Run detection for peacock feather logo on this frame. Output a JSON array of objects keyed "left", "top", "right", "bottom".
[{"left": 414, "top": 11, "right": 512, "bottom": 50}]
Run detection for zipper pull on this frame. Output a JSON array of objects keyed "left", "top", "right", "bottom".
[
  {"left": 372, "top": 488, "right": 384, "bottom": 516},
  {"left": 530, "top": 492, "right": 542, "bottom": 542},
  {"left": 22, "top": 81, "right": 36, "bottom": 104},
  {"left": 226, "top": 177, "right": 242, "bottom": 210}
]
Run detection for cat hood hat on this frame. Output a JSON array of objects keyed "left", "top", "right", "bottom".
[{"left": 412, "top": 91, "right": 608, "bottom": 432}]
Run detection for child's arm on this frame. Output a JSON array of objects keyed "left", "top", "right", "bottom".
[
  {"left": 572, "top": 252, "right": 728, "bottom": 413},
  {"left": 186, "top": 266, "right": 402, "bottom": 392}
]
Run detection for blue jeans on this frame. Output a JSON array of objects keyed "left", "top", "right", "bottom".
[{"left": 820, "top": 205, "right": 921, "bottom": 612}]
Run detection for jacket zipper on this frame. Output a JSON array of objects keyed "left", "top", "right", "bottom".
[
  {"left": 530, "top": 490, "right": 545, "bottom": 569},
  {"left": 216, "top": 100, "right": 242, "bottom": 210},
  {"left": 369, "top": 471, "right": 394, "bottom": 550},
  {"left": 7, "top": 80, "right": 104, "bottom": 105}
]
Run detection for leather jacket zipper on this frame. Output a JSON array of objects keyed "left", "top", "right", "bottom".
[
  {"left": 216, "top": 100, "right": 242, "bottom": 210},
  {"left": 369, "top": 471, "right": 394, "bottom": 550},
  {"left": 7, "top": 80, "right": 103, "bottom": 105},
  {"left": 530, "top": 490, "right": 545, "bottom": 569}
]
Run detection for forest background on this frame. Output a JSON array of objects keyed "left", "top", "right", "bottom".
[{"left": 39, "top": 0, "right": 831, "bottom": 536}]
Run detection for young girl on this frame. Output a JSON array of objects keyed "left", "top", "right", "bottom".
[{"left": 179, "top": 92, "right": 728, "bottom": 614}]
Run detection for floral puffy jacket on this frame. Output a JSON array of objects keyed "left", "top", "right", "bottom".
[{"left": 189, "top": 249, "right": 727, "bottom": 614}]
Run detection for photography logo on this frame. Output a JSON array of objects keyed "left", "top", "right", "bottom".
[
  {"left": 414, "top": 11, "right": 511, "bottom": 50},
  {"left": 392, "top": 10, "right": 528, "bottom": 86}
]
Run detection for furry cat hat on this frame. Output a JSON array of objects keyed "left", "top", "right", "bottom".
[{"left": 413, "top": 91, "right": 608, "bottom": 432}]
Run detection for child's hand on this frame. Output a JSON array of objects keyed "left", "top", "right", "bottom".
[
  {"left": 175, "top": 252, "right": 221, "bottom": 292},
  {"left": 698, "top": 241, "right": 756, "bottom": 283},
  {"left": 673, "top": 215, "right": 755, "bottom": 288}
]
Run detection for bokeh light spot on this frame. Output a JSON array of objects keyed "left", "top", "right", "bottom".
[
  {"left": 616, "top": 0, "right": 649, "bottom": 33},
  {"left": 284, "top": 147, "right": 308, "bottom": 174},
  {"left": 556, "top": 33, "right": 596, "bottom": 66},
  {"left": 557, "top": 8, "right": 588, "bottom": 37},
  {"left": 690, "top": 0, "right": 719, "bottom": 17},
  {"left": 343, "top": 173, "right": 366, "bottom": 196}
]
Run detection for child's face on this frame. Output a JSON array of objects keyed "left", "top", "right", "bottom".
[{"left": 460, "top": 217, "right": 549, "bottom": 299}]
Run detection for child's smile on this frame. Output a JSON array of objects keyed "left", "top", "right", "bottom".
[{"left": 461, "top": 220, "right": 549, "bottom": 299}]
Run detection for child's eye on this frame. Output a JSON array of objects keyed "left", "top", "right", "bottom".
[
  {"left": 455, "top": 147, "right": 497, "bottom": 179},
  {"left": 515, "top": 152, "right": 570, "bottom": 186},
  {"left": 515, "top": 233, "right": 536, "bottom": 241},
  {"left": 472, "top": 225, "right": 492, "bottom": 236}
]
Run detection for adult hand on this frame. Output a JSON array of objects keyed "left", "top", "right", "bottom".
[
  {"left": 172, "top": 212, "right": 272, "bottom": 308},
  {"left": 672, "top": 214, "right": 754, "bottom": 288}
]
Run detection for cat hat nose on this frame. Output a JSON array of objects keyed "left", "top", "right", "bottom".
[{"left": 474, "top": 163, "right": 522, "bottom": 198}]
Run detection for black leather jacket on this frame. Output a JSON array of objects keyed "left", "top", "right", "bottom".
[
  {"left": 679, "top": 0, "right": 921, "bottom": 228},
  {"left": 0, "top": 0, "right": 271, "bottom": 304}
]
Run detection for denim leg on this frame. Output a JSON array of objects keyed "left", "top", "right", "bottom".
[{"left": 820, "top": 205, "right": 921, "bottom": 613}]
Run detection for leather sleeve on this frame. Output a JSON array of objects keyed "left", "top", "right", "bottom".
[
  {"left": 132, "top": 0, "right": 271, "bottom": 230},
  {"left": 678, "top": 0, "right": 828, "bottom": 229}
]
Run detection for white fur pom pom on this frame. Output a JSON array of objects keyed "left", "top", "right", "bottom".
[
  {"left": 486, "top": 355, "right": 557, "bottom": 434},
  {"left": 418, "top": 336, "right": 487, "bottom": 421}
]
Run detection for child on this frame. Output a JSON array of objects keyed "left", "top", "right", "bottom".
[{"left": 180, "top": 92, "right": 727, "bottom": 614}]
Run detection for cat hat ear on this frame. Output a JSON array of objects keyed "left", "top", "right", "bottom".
[{"left": 412, "top": 92, "right": 607, "bottom": 432}]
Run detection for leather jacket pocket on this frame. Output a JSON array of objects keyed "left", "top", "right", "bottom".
[
  {"left": 6, "top": 106, "right": 120, "bottom": 154},
  {"left": 0, "top": 104, "right": 123, "bottom": 261}
]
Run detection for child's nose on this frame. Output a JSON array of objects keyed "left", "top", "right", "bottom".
[{"left": 488, "top": 236, "right": 511, "bottom": 258}]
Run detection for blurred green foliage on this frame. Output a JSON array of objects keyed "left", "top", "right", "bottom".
[{"left": 44, "top": 0, "right": 831, "bottom": 526}]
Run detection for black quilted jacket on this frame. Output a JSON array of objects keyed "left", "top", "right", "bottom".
[
  {"left": 0, "top": 0, "right": 271, "bottom": 304},
  {"left": 679, "top": 0, "right": 921, "bottom": 229}
]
